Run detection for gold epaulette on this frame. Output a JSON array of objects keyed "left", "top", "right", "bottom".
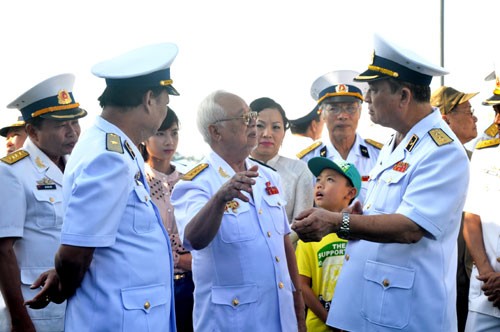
[
  {"left": 364, "top": 138, "right": 383, "bottom": 150},
  {"left": 296, "top": 141, "right": 322, "bottom": 159},
  {"left": 428, "top": 128, "right": 453, "bottom": 146},
  {"left": 106, "top": 133, "right": 124, "bottom": 154},
  {"left": 1, "top": 150, "right": 29, "bottom": 165},
  {"left": 181, "top": 163, "right": 209, "bottom": 181},
  {"left": 484, "top": 123, "right": 498, "bottom": 138},
  {"left": 475, "top": 138, "right": 500, "bottom": 150}
]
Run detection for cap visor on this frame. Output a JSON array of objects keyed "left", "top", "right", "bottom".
[
  {"left": 40, "top": 108, "right": 88, "bottom": 120},
  {"left": 354, "top": 69, "right": 386, "bottom": 82},
  {"left": 482, "top": 94, "right": 500, "bottom": 106},
  {"left": 166, "top": 85, "right": 180, "bottom": 96},
  {"left": 322, "top": 95, "right": 361, "bottom": 104},
  {"left": 307, "top": 157, "right": 344, "bottom": 177}
]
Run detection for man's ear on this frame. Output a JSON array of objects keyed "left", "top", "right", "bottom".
[
  {"left": 142, "top": 90, "right": 155, "bottom": 114},
  {"left": 400, "top": 87, "right": 411, "bottom": 105},
  {"left": 25, "top": 123, "right": 39, "bottom": 142},
  {"left": 208, "top": 124, "right": 222, "bottom": 142}
]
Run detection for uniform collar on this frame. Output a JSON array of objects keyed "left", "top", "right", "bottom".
[{"left": 24, "top": 138, "right": 64, "bottom": 184}]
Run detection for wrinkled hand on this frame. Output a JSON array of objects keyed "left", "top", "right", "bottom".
[
  {"left": 346, "top": 200, "right": 363, "bottom": 215},
  {"left": 218, "top": 164, "right": 258, "bottom": 203},
  {"left": 292, "top": 208, "right": 338, "bottom": 242},
  {"left": 24, "top": 269, "right": 65, "bottom": 309},
  {"left": 478, "top": 271, "right": 500, "bottom": 308}
]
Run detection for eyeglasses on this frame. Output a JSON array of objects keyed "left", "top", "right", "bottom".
[
  {"left": 450, "top": 108, "right": 475, "bottom": 117},
  {"left": 214, "top": 111, "right": 258, "bottom": 126},
  {"left": 321, "top": 103, "right": 359, "bottom": 115}
]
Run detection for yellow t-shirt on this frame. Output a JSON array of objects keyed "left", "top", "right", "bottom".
[{"left": 296, "top": 233, "right": 347, "bottom": 332}]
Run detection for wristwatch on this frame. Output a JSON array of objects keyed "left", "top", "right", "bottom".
[{"left": 337, "top": 212, "right": 350, "bottom": 239}]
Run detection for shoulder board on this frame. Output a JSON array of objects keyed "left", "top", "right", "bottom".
[
  {"left": 475, "top": 138, "right": 500, "bottom": 150},
  {"left": 484, "top": 123, "right": 498, "bottom": 138},
  {"left": 364, "top": 138, "right": 383, "bottom": 150},
  {"left": 249, "top": 157, "right": 277, "bottom": 172},
  {"left": 428, "top": 128, "right": 453, "bottom": 147},
  {"left": 1, "top": 150, "right": 29, "bottom": 165},
  {"left": 106, "top": 133, "right": 124, "bottom": 154},
  {"left": 296, "top": 141, "right": 322, "bottom": 159},
  {"left": 181, "top": 163, "right": 209, "bottom": 181}
]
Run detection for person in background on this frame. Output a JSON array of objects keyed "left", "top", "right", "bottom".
[
  {"left": 249, "top": 97, "right": 314, "bottom": 232},
  {"left": 0, "top": 73, "right": 86, "bottom": 332},
  {"left": 0, "top": 116, "right": 26, "bottom": 155},
  {"left": 463, "top": 70, "right": 500, "bottom": 332},
  {"left": 293, "top": 34, "right": 469, "bottom": 331},
  {"left": 139, "top": 107, "right": 194, "bottom": 332},
  {"left": 297, "top": 70, "right": 382, "bottom": 204},
  {"left": 25, "top": 43, "right": 180, "bottom": 332},
  {"left": 281, "top": 104, "right": 324, "bottom": 158},
  {"left": 296, "top": 157, "right": 360, "bottom": 332},
  {"left": 431, "top": 85, "right": 479, "bottom": 332},
  {"left": 172, "top": 90, "right": 306, "bottom": 331}
]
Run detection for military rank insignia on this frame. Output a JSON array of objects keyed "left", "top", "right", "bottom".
[
  {"left": 182, "top": 163, "right": 209, "bottom": 181},
  {"left": 36, "top": 177, "right": 56, "bottom": 190},
  {"left": 218, "top": 167, "right": 230, "bottom": 178},
  {"left": 265, "top": 181, "right": 279, "bottom": 195},
  {"left": 1, "top": 150, "right": 29, "bottom": 165},
  {"left": 405, "top": 134, "right": 419, "bottom": 152},
  {"left": 225, "top": 200, "right": 239, "bottom": 213},
  {"left": 393, "top": 161, "right": 409, "bottom": 172},
  {"left": 429, "top": 128, "right": 453, "bottom": 146},
  {"left": 106, "top": 133, "right": 124, "bottom": 154}
]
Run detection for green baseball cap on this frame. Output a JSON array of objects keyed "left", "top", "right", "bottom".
[{"left": 308, "top": 157, "right": 361, "bottom": 198}]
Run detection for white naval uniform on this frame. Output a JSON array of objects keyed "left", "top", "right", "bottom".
[
  {"left": 60, "top": 116, "right": 175, "bottom": 332},
  {"left": 463, "top": 143, "right": 500, "bottom": 331},
  {"left": 298, "top": 133, "right": 381, "bottom": 203},
  {"left": 327, "top": 109, "right": 469, "bottom": 331},
  {"left": 172, "top": 151, "right": 297, "bottom": 332},
  {"left": 0, "top": 138, "right": 66, "bottom": 332}
]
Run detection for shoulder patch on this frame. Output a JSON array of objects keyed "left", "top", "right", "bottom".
[
  {"left": 475, "top": 138, "right": 500, "bottom": 150},
  {"left": 249, "top": 157, "right": 277, "bottom": 172},
  {"left": 365, "top": 138, "right": 383, "bottom": 150},
  {"left": 181, "top": 163, "right": 209, "bottom": 181},
  {"left": 428, "top": 128, "right": 453, "bottom": 146},
  {"left": 106, "top": 133, "right": 124, "bottom": 154},
  {"left": 484, "top": 123, "right": 498, "bottom": 138},
  {"left": 296, "top": 141, "right": 322, "bottom": 159},
  {"left": 1, "top": 150, "right": 29, "bottom": 165}
]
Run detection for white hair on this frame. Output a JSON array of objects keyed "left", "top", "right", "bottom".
[{"left": 196, "top": 90, "right": 230, "bottom": 144}]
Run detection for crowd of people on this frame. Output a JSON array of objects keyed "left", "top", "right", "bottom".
[{"left": 1, "top": 34, "right": 500, "bottom": 332}]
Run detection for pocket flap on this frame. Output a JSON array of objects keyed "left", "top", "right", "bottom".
[
  {"left": 378, "top": 170, "right": 405, "bottom": 185},
  {"left": 121, "top": 284, "right": 168, "bottom": 312},
  {"left": 262, "top": 194, "right": 286, "bottom": 208},
  {"left": 364, "top": 260, "right": 415, "bottom": 289},
  {"left": 33, "top": 190, "right": 61, "bottom": 204},
  {"left": 20, "top": 268, "right": 49, "bottom": 285},
  {"left": 211, "top": 284, "right": 258, "bottom": 307}
]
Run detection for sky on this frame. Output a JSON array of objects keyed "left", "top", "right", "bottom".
[{"left": 1, "top": 0, "right": 499, "bottom": 157}]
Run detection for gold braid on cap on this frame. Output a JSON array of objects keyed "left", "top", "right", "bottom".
[
  {"left": 317, "top": 92, "right": 364, "bottom": 104},
  {"left": 31, "top": 103, "right": 81, "bottom": 118},
  {"left": 368, "top": 65, "right": 399, "bottom": 78},
  {"left": 160, "top": 79, "right": 173, "bottom": 86}
]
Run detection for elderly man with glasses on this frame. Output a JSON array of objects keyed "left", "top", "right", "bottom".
[
  {"left": 297, "top": 70, "right": 382, "bottom": 203},
  {"left": 171, "top": 90, "right": 306, "bottom": 332}
]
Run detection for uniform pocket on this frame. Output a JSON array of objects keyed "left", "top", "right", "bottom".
[
  {"left": 220, "top": 201, "right": 257, "bottom": 243},
  {"left": 211, "top": 284, "right": 258, "bottom": 330},
  {"left": 361, "top": 260, "right": 415, "bottom": 329},
  {"left": 371, "top": 170, "right": 405, "bottom": 213},
  {"left": 33, "top": 190, "right": 62, "bottom": 228},
  {"left": 121, "top": 284, "right": 170, "bottom": 331},
  {"left": 262, "top": 194, "right": 287, "bottom": 235}
]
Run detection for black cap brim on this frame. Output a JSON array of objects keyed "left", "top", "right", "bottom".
[{"left": 40, "top": 108, "right": 88, "bottom": 120}]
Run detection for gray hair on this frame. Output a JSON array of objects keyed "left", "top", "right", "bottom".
[{"left": 196, "top": 90, "right": 230, "bottom": 144}]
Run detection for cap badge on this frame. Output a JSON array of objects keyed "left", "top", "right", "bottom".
[
  {"left": 224, "top": 200, "right": 239, "bottom": 213},
  {"left": 57, "top": 89, "right": 73, "bottom": 105},
  {"left": 393, "top": 161, "right": 410, "bottom": 173},
  {"left": 336, "top": 84, "right": 348, "bottom": 93},
  {"left": 265, "top": 181, "right": 279, "bottom": 195}
]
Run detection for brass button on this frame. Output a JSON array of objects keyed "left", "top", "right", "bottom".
[
  {"left": 232, "top": 298, "right": 239, "bottom": 306},
  {"left": 382, "top": 279, "right": 390, "bottom": 287},
  {"left": 49, "top": 197, "right": 55, "bottom": 203},
  {"left": 145, "top": 196, "right": 149, "bottom": 202},
  {"left": 345, "top": 254, "right": 350, "bottom": 261},
  {"left": 365, "top": 204, "right": 371, "bottom": 210},
  {"left": 267, "top": 231, "right": 271, "bottom": 237},
  {"left": 277, "top": 202, "right": 281, "bottom": 206},
  {"left": 259, "top": 209, "right": 263, "bottom": 214},
  {"left": 278, "top": 282, "right": 284, "bottom": 289},
  {"left": 144, "top": 301, "right": 151, "bottom": 310},
  {"left": 275, "top": 256, "right": 280, "bottom": 262},
  {"left": 497, "top": 257, "right": 500, "bottom": 263}
]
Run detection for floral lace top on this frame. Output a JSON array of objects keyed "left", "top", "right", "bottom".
[{"left": 145, "top": 163, "right": 188, "bottom": 273}]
